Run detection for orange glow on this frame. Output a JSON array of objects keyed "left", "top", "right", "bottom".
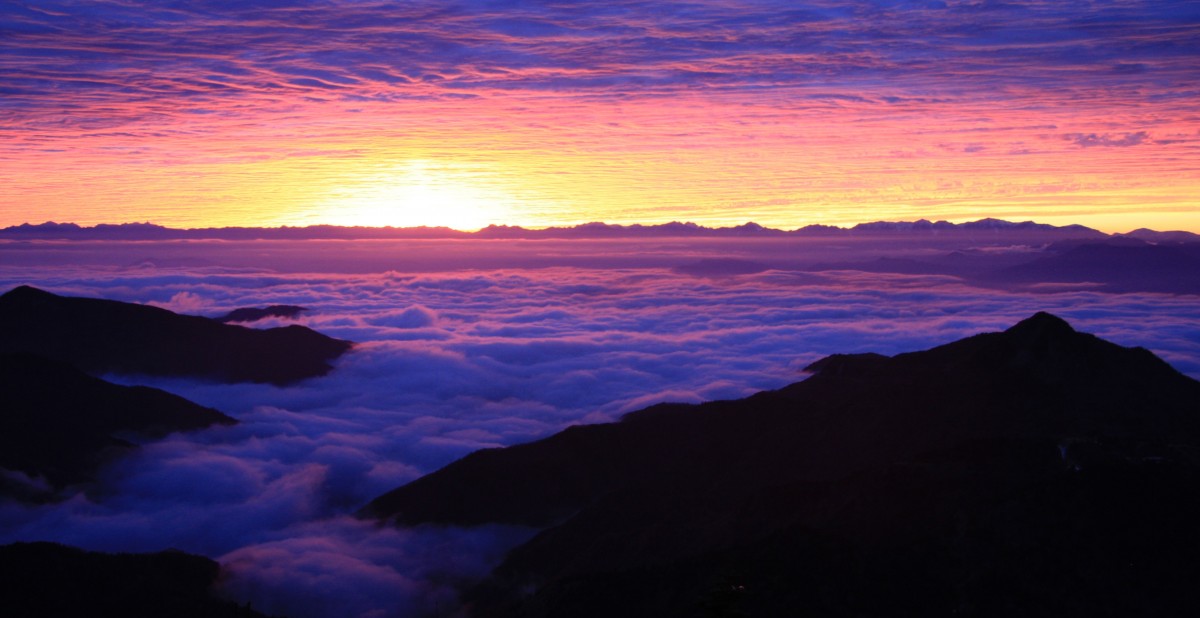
[
  {"left": 302, "top": 160, "right": 517, "bottom": 230},
  {"left": 3, "top": 92, "right": 1196, "bottom": 233},
  {"left": 2, "top": 0, "right": 1198, "bottom": 232}
]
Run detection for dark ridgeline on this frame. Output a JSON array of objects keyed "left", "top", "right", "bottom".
[
  {"left": 216, "top": 305, "right": 308, "bottom": 324},
  {"left": 0, "top": 286, "right": 351, "bottom": 385},
  {"left": 364, "top": 313, "right": 1200, "bottom": 617},
  {"left": 0, "top": 353, "right": 235, "bottom": 501},
  {"left": 672, "top": 258, "right": 771, "bottom": 277},
  {"left": 0, "top": 286, "right": 352, "bottom": 613},
  {"left": 0, "top": 542, "right": 273, "bottom": 618},
  {"left": 0, "top": 218, "right": 1112, "bottom": 241},
  {"left": 982, "top": 239, "right": 1200, "bottom": 295},
  {"left": 802, "top": 237, "right": 1200, "bottom": 295}
]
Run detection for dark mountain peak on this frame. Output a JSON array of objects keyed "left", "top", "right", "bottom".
[
  {"left": 887, "top": 312, "right": 1187, "bottom": 391},
  {"left": 364, "top": 317, "right": 1200, "bottom": 616},
  {"left": 1004, "top": 311, "right": 1075, "bottom": 339},
  {"left": 0, "top": 284, "right": 54, "bottom": 302},
  {"left": 0, "top": 286, "right": 352, "bottom": 385},
  {"left": 804, "top": 313, "right": 1084, "bottom": 383},
  {"left": 370, "top": 314, "right": 1200, "bottom": 525}
]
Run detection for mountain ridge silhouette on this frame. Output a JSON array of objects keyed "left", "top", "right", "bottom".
[
  {"left": 363, "top": 312, "right": 1200, "bottom": 616},
  {"left": 0, "top": 352, "right": 235, "bottom": 501},
  {"left": 0, "top": 285, "right": 351, "bottom": 385}
]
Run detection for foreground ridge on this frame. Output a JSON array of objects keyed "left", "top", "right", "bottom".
[
  {"left": 0, "top": 286, "right": 352, "bottom": 385},
  {"left": 0, "top": 542, "right": 273, "bottom": 618},
  {"left": 365, "top": 313, "right": 1200, "bottom": 617},
  {"left": 0, "top": 352, "right": 235, "bottom": 501}
]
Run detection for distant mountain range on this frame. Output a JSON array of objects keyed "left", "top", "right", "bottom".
[
  {"left": 9, "top": 220, "right": 1200, "bottom": 295},
  {"left": 364, "top": 313, "right": 1200, "bottom": 617},
  {"left": 0, "top": 286, "right": 351, "bottom": 385},
  {"left": 799, "top": 235, "right": 1200, "bottom": 295},
  {"left": 5, "top": 217, "right": 1191, "bottom": 241},
  {"left": 982, "top": 241, "right": 1200, "bottom": 295}
]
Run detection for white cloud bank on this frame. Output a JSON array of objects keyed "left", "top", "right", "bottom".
[{"left": 1, "top": 240, "right": 1198, "bottom": 617}]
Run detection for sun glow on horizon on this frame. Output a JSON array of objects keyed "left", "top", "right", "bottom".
[
  {"left": 1, "top": 2, "right": 1198, "bottom": 232},
  {"left": 307, "top": 160, "right": 519, "bottom": 231}
]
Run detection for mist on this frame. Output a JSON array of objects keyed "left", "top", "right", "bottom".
[{"left": 2, "top": 238, "right": 1199, "bottom": 617}]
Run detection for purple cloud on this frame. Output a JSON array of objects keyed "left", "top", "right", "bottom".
[
  {"left": 3, "top": 1, "right": 1196, "bottom": 128},
  {"left": 2, "top": 237, "right": 1200, "bottom": 616},
  {"left": 1, "top": 2, "right": 1197, "bottom": 231},
  {"left": 1066, "top": 131, "right": 1150, "bottom": 148}
]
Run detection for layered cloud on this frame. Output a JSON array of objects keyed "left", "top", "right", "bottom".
[
  {"left": 5, "top": 1, "right": 1197, "bottom": 112},
  {"left": 2, "top": 1, "right": 1198, "bottom": 230},
  {"left": 2, "top": 237, "right": 1199, "bottom": 615}
]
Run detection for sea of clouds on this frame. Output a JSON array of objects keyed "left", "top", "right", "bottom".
[{"left": 1, "top": 239, "right": 1198, "bottom": 617}]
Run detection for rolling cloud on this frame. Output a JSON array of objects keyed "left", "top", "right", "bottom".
[{"left": 2, "top": 238, "right": 1199, "bottom": 616}]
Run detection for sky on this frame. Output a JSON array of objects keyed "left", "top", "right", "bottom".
[
  {"left": 2, "top": 0, "right": 1198, "bottom": 232},
  {"left": 2, "top": 238, "right": 1200, "bottom": 616}
]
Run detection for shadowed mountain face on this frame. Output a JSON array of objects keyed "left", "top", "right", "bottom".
[
  {"left": 364, "top": 313, "right": 1200, "bottom": 617},
  {"left": 0, "top": 353, "right": 234, "bottom": 500},
  {"left": 0, "top": 542, "right": 272, "bottom": 618},
  {"left": 0, "top": 286, "right": 351, "bottom": 385},
  {"left": 802, "top": 239, "right": 1200, "bottom": 295},
  {"left": 982, "top": 241, "right": 1200, "bottom": 294}
]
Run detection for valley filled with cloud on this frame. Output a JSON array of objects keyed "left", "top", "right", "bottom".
[{"left": 2, "top": 235, "right": 1198, "bottom": 617}]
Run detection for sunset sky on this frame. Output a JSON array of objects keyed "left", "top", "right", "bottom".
[{"left": 1, "top": 0, "right": 1198, "bottom": 232}]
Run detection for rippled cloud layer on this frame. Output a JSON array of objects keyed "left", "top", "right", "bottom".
[{"left": 2, "top": 1, "right": 1198, "bottom": 230}]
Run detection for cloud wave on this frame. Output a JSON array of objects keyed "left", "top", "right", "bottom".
[{"left": 2, "top": 240, "right": 1199, "bottom": 616}]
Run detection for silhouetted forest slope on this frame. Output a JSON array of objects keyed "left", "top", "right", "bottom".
[
  {"left": 0, "top": 542, "right": 272, "bottom": 618},
  {"left": 365, "top": 313, "right": 1200, "bottom": 617},
  {"left": 0, "top": 286, "right": 351, "bottom": 384},
  {"left": 0, "top": 353, "right": 234, "bottom": 501}
]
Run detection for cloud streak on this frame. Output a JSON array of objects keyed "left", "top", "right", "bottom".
[
  {"left": 1066, "top": 132, "right": 1149, "bottom": 148},
  {"left": 1, "top": 1, "right": 1198, "bottom": 230}
]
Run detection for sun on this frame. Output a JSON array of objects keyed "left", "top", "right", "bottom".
[{"left": 317, "top": 160, "right": 517, "bottom": 230}]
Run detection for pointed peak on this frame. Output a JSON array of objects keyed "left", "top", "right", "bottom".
[
  {"left": 1, "top": 285, "right": 56, "bottom": 301},
  {"left": 1004, "top": 312, "right": 1076, "bottom": 339}
]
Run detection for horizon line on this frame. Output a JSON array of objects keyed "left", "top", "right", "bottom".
[
  {"left": 0, "top": 216, "right": 1139, "bottom": 235},
  {"left": 4, "top": 217, "right": 1199, "bottom": 241}
]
